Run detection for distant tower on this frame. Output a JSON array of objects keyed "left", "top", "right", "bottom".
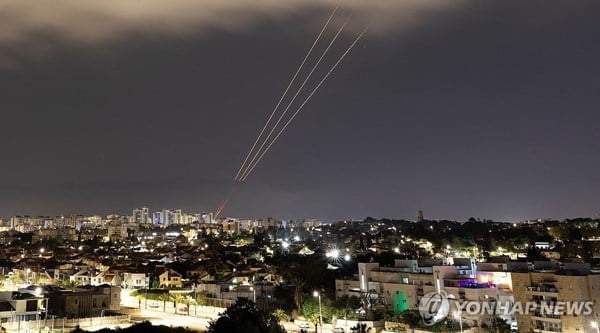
[
  {"left": 416, "top": 210, "right": 424, "bottom": 222},
  {"left": 133, "top": 207, "right": 149, "bottom": 224}
]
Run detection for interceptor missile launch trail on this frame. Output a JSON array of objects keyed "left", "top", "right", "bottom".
[
  {"left": 240, "top": 27, "right": 369, "bottom": 181},
  {"left": 233, "top": 8, "right": 338, "bottom": 181},
  {"left": 237, "top": 16, "right": 350, "bottom": 181}
]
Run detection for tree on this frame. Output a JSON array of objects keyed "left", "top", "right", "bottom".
[
  {"left": 332, "top": 295, "right": 361, "bottom": 317},
  {"left": 195, "top": 292, "right": 208, "bottom": 306},
  {"left": 289, "top": 276, "right": 305, "bottom": 309},
  {"left": 359, "top": 292, "right": 377, "bottom": 311},
  {"left": 181, "top": 296, "right": 196, "bottom": 316},
  {"left": 71, "top": 321, "right": 194, "bottom": 333},
  {"left": 207, "top": 298, "right": 285, "bottom": 333},
  {"left": 300, "top": 298, "right": 334, "bottom": 332},
  {"left": 171, "top": 294, "right": 186, "bottom": 314},
  {"left": 272, "top": 309, "right": 289, "bottom": 322},
  {"left": 59, "top": 279, "right": 80, "bottom": 290},
  {"left": 158, "top": 293, "right": 170, "bottom": 312}
]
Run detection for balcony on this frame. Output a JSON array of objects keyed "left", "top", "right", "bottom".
[
  {"left": 527, "top": 286, "right": 558, "bottom": 293},
  {"left": 526, "top": 286, "right": 559, "bottom": 296},
  {"left": 531, "top": 313, "right": 561, "bottom": 323},
  {"left": 532, "top": 328, "right": 562, "bottom": 333},
  {"left": 532, "top": 322, "right": 562, "bottom": 333}
]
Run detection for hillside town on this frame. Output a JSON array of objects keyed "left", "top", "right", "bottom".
[{"left": 0, "top": 209, "right": 599, "bottom": 332}]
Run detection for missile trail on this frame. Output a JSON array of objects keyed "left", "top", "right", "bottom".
[
  {"left": 214, "top": 199, "right": 226, "bottom": 218},
  {"left": 238, "top": 16, "right": 351, "bottom": 181},
  {"left": 233, "top": 8, "right": 338, "bottom": 181},
  {"left": 214, "top": 186, "right": 239, "bottom": 218},
  {"left": 240, "top": 27, "right": 368, "bottom": 182},
  {"left": 215, "top": 198, "right": 229, "bottom": 218}
]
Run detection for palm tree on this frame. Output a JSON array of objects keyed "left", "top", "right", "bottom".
[
  {"left": 290, "top": 277, "right": 305, "bottom": 309},
  {"left": 59, "top": 279, "right": 80, "bottom": 290},
  {"left": 182, "top": 296, "right": 197, "bottom": 316},
  {"left": 158, "top": 293, "right": 170, "bottom": 312},
  {"left": 171, "top": 294, "right": 185, "bottom": 314}
]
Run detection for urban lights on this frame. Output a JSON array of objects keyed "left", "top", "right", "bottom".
[
  {"left": 250, "top": 286, "right": 256, "bottom": 302},
  {"left": 325, "top": 248, "right": 340, "bottom": 259},
  {"left": 313, "top": 291, "right": 322, "bottom": 332}
]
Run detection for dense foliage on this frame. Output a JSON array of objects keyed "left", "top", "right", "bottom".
[{"left": 207, "top": 298, "right": 285, "bottom": 333}]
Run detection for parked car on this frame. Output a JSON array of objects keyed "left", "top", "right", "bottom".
[{"left": 297, "top": 322, "right": 310, "bottom": 329}]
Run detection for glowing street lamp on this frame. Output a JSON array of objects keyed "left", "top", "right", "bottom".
[
  {"left": 250, "top": 286, "right": 256, "bottom": 303},
  {"left": 592, "top": 321, "right": 599, "bottom": 333},
  {"left": 313, "top": 291, "right": 322, "bottom": 332},
  {"left": 344, "top": 254, "right": 351, "bottom": 261}
]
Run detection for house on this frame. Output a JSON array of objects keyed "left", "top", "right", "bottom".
[
  {"left": 157, "top": 268, "right": 183, "bottom": 288},
  {"left": 0, "top": 301, "right": 15, "bottom": 322},
  {"left": 91, "top": 271, "right": 121, "bottom": 287},
  {"left": 122, "top": 273, "right": 148, "bottom": 289},
  {"left": 47, "top": 285, "right": 121, "bottom": 318},
  {"left": 70, "top": 270, "right": 92, "bottom": 285},
  {"left": 0, "top": 291, "right": 47, "bottom": 321}
]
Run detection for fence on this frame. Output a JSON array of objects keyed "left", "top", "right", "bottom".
[{"left": 2, "top": 315, "right": 130, "bottom": 332}]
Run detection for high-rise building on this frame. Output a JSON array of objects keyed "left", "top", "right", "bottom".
[
  {"left": 416, "top": 210, "right": 424, "bottom": 222},
  {"left": 173, "top": 209, "right": 182, "bottom": 224},
  {"left": 133, "top": 207, "right": 149, "bottom": 224},
  {"left": 153, "top": 209, "right": 175, "bottom": 225},
  {"left": 201, "top": 213, "right": 214, "bottom": 224}
]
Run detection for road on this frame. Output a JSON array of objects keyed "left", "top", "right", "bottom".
[{"left": 119, "top": 289, "right": 331, "bottom": 332}]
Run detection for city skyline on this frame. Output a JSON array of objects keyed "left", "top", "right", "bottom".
[{"left": 2, "top": 1, "right": 600, "bottom": 221}]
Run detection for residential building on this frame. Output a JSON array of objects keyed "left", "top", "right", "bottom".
[
  {"left": 133, "top": 207, "right": 149, "bottom": 224},
  {"left": 0, "top": 291, "right": 47, "bottom": 321},
  {"left": 336, "top": 259, "right": 504, "bottom": 328},
  {"left": 157, "top": 267, "right": 183, "bottom": 288},
  {"left": 46, "top": 285, "right": 121, "bottom": 318},
  {"left": 511, "top": 262, "right": 600, "bottom": 332},
  {"left": 122, "top": 273, "right": 149, "bottom": 289}
]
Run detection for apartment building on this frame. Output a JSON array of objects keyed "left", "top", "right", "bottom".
[
  {"left": 336, "top": 258, "right": 503, "bottom": 327},
  {"left": 511, "top": 262, "right": 600, "bottom": 333}
]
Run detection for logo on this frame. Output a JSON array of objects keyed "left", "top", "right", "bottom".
[
  {"left": 418, "top": 291, "right": 450, "bottom": 326},
  {"left": 417, "top": 290, "right": 594, "bottom": 327}
]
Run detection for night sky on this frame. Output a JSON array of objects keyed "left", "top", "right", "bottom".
[{"left": 2, "top": 1, "right": 599, "bottom": 221}]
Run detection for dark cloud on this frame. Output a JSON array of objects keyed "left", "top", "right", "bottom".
[{"left": 1, "top": 1, "right": 599, "bottom": 221}]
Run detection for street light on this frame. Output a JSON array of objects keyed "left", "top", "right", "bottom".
[
  {"left": 592, "top": 321, "right": 599, "bottom": 333},
  {"left": 250, "top": 287, "right": 256, "bottom": 303},
  {"left": 313, "top": 291, "right": 322, "bottom": 333}
]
